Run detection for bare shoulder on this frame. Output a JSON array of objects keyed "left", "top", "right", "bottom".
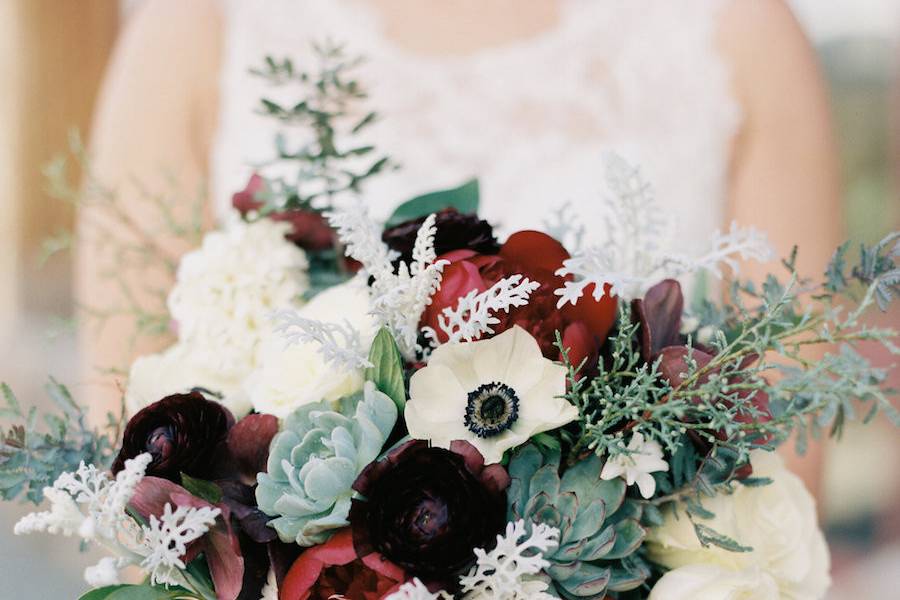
[
  {"left": 716, "top": 0, "right": 824, "bottom": 106},
  {"left": 92, "top": 0, "right": 224, "bottom": 169},
  {"left": 123, "top": 0, "right": 222, "bottom": 50},
  {"left": 111, "top": 0, "right": 223, "bottom": 82}
]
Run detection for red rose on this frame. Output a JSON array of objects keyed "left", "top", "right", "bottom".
[
  {"left": 232, "top": 174, "right": 335, "bottom": 251},
  {"left": 423, "top": 231, "right": 617, "bottom": 368},
  {"left": 280, "top": 529, "right": 406, "bottom": 600}
]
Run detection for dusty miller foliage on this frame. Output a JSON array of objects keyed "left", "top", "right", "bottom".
[
  {"left": 250, "top": 42, "right": 394, "bottom": 211},
  {"left": 559, "top": 236, "right": 898, "bottom": 532},
  {"left": 0, "top": 380, "right": 122, "bottom": 505}
]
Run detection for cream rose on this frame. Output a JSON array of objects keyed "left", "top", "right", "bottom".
[
  {"left": 167, "top": 218, "right": 309, "bottom": 375},
  {"left": 125, "top": 342, "right": 252, "bottom": 417},
  {"left": 649, "top": 564, "right": 779, "bottom": 600},
  {"left": 246, "top": 280, "right": 377, "bottom": 418},
  {"left": 646, "top": 451, "right": 830, "bottom": 600}
]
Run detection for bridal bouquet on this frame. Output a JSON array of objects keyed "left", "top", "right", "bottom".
[{"left": 3, "top": 50, "right": 899, "bottom": 600}]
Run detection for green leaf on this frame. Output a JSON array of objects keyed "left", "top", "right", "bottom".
[
  {"left": 739, "top": 476, "right": 773, "bottom": 488},
  {"left": 384, "top": 178, "right": 479, "bottom": 228},
  {"left": 180, "top": 473, "right": 223, "bottom": 504},
  {"left": 1, "top": 382, "right": 21, "bottom": 416},
  {"left": 365, "top": 328, "right": 406, "bottom": 411},
  {"left": 692, "top": 522, "right": 752, "bottom": 553},
  {"left": 78, "top": 585, "right": 194, "bottom": 600},
  {"left": 79, "top": 586, "right": 130, "bottom": 600},
  {"left": 531, "top": 432, "right": 561, "bottom": 452}
]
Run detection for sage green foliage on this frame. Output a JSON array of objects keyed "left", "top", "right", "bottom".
[
  {"left": 256, "top": 382, "right": 397, "bottom": 546},
  {"left": 563, "top": 239, "right": 900, "bottom": 474},
  {"left": 365, "top": 327, "right": 406, "bottom": 411},
  {"left": 555, "top": 239, "right": 899, "bottom": 554},
  {"left": 384, "top": 178, "right": 480, "bottom": 228},
  {"left": 0, "top": 379, "right": 121, "bottom": 504},
  {"left": 507, "top": 444, "right": 649, "bottom": 599},
  {"left": 250, "top": 43, "right": 393, "bottom": 210}
]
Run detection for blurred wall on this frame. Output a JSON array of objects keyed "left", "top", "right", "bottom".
[{"left": 0, "top": 0, "right": 118, "bottom": 333}]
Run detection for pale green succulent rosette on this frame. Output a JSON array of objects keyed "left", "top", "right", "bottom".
[
  {"left": 507, "top": 444, "right": 650, "bottom": 599},
  {"left": 256, "top": 381, "right": 397, "bottom": 546}
]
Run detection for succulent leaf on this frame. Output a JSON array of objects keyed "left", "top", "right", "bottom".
[
  {"left": 256, "top": 382, "right": 397, "bottom": 546},
  {"left": 506, "top": 444, "right": 649, "bottom": 599}
]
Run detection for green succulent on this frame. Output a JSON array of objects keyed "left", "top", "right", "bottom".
[
  {"left": 256, "top": 381, "right": 397, "bottom": 546},
  {"left": 507, "top": 444, "right": 650, "bottom": 599}
]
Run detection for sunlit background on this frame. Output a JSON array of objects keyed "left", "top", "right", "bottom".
[{"left": 0, "top": 1, "right": 897, "bottom": 597}]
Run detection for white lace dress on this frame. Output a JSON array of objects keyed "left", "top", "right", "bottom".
[{"left": 212, "top": 0, "right": 740, "bottom": 259}]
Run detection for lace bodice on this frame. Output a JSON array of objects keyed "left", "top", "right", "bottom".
[{"left": 212, "top": 0, "right": 740, "bottom": 258}]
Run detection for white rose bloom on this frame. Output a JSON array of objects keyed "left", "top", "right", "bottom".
[
  {"left": 246, "top": 281, "right": 377, "bottom": 418},
  {"left": 405, "top": 326, "right": 578, "bottom": 464},
  {"left": 167, "top": 218, "right": 309, "bottom": 376},
  {"left": 125, "top": 342, "right": 252, "bottom": 417},
  {"left": 649, "top": 564, "right": 779, "bottom": 600},
  {"left": 647, "top": 451, "right": 831, "bottom": 600}
]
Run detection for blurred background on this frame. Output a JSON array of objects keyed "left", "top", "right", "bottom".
[{"left": 0, "top": 0, "right": 898, "bottom": 597}]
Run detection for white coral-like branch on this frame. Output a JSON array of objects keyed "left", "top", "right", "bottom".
[
  {"left": 459, "top": 519, "right": 560, "bottom": 600},
  {"left": 12, "top": 453, "right": 220, "bottom": 588},
  {"left": 17, "top": 453, "right": 153, "bottom": 542},
  {"left": 272, "top": 310, "right": 372, "bottom": 370},
  {"left": 326, "top": 203, "right": 396, "bottom": 281},
  {"left": 436, "top": 275, "right": 541, "bottom": 343},
  {"left": 140, "top": 503, "right": 221, "bottom": 587},
  {"left": 385, "top": 578, "right": 454, "bottom": 600},
  {"left": 659, "top": 221, "right": 772, "bottom": 279},
  {"left": 328, "top": 206, "right": 448, "bottom": 359},
  {"left": 555, "top": 246, "right": 646, "bottom": 307},
  {"left": 555, "top": 154, "right": 772, "bottom": 305}
]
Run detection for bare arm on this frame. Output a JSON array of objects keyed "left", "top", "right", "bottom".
[
  {"left": 76, "top": 0, "right": 222, "bottom": 417},
  {"left": 718, "top": 0, "right": 843, "bottom": 499}
]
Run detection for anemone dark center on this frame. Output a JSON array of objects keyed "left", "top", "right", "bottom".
[{"left": 464, "top": 382, "right": 519, "bottom": 438}]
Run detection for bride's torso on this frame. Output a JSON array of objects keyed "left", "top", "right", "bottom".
[{"left": 211, "top": 0, "right": 740, "bottom": 257}]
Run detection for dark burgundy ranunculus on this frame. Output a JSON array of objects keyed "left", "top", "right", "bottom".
[
  {"left": 111, "top": 392, "right": 234, "bottom": 482},
  {"left": 232, "top": 174, "right": 334, "bottom": 251},
  {"left": 382, "top": 208, "right": 500, "bottom": 266},
  {"left": 421, "top": 230, "right": 617, "bottom": 368},
  {"left": 349, "top": 440, "right": 509, "bottom": 584}
]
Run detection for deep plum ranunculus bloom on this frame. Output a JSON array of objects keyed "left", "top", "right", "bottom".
[
  {"left": 381, "top": 208, "right": 500, "bottom": 265},
  {"left": 112, "top": 392, "right": 234, "bottom": 482},
  {"left": 421, "top": 230, "right": 617, "bottom": 369},
  {"left": 349, "top": 439, "right": 509, "bottom": 584},
  {"left": 232, "top": 174, "right": 334, "bottom": 251},
  {"left": 279, "top": 529, "right": 406, "bottom": 600}
]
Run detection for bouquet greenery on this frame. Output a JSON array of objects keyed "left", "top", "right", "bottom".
[{"left": 2, "top": 47, "right": 897, "bottom": 600}]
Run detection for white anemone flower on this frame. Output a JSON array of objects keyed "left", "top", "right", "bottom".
[
  {"left": 405, "top": 326, "right": 577, "bottom": 464},
  {"left": 600, "top": 432, "right": 669, "bottom": 498}
]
